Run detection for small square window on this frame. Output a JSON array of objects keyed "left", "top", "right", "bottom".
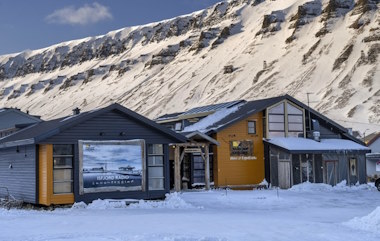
[
  {"left": 174, "top": 122, "right": 182, "bottom": 131},
  {"left": 248, "top": 121, "right": 256, "bottom": 134}
]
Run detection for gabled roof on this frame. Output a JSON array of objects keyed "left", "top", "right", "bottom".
[
  {"left": 179, "top": 100, "right": 245, "bottom": 118},
  {"left": 367, "top": 132, "right": 380, "bottom": 146},
  {"left": 203, "top": 96, "right": 284, "bottom": 133},
  {"left": 175, "top": 94, "right": 362, "bottom": 144},
  {"left": 0, "top": 103, "right": 187, "bottom": 148},
  {"left": 182, "top": 131, "right": 220, "bottom": 145},
  {"left": 155, "top": 100, "right": 245, "bottom": 122},
  {"left": 0, "top": 107, "right": 42, "bottom": 122}
]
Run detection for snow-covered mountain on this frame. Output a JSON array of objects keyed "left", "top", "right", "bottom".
[{"left": 0, "top": 0, "right": 379, "bottom": 133}]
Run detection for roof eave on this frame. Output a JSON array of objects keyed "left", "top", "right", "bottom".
[{"left": 0, "top": 138, "right": 35, "bottom": 149}]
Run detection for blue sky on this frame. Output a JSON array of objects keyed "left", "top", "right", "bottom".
[{"left": 0, "top": 0, "right": 221, "bottom": 55}]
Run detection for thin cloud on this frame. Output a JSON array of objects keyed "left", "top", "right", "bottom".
[{"left": 46, "top": 2, "right": 112, "bottom": 25}]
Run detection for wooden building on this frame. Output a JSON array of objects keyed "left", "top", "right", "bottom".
[
  {"left": 156, "top": 95, "right": 370, "bottom": 189},
  {"left": 0, "top": 104, "right": 186, "bottom": 205}
]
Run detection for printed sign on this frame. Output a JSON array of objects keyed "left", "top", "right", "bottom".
[
  {"left": 376, "top": 161, "right": 380, "bottom": 172},
  {"left": 79, "top": 140, "right": 145, "bottom": 194},
  {"left": 229, "top": 140, "right": 256, "bottom": 160}
]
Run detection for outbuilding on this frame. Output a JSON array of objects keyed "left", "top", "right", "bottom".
[{"left": 0, "top": 103, "right": 186, "bottom": 205}]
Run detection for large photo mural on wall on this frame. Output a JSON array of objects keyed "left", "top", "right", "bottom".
[{"left": 79, "top": 140, "right": 145, "bottom": 194}]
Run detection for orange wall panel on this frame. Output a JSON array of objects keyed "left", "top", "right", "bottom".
[
  {"left": 38, "top": 144, "right": 74, "bottom": 205},
  {"left": 214, "top": 112, "right": 265, "bottom": 186}
]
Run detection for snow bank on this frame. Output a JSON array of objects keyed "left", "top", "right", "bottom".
[
  {"left": 289, "top": 181, "right": 376, "bottom": 192},
  {"left": 344, "top": 207, "right": 380, "bottom": 234},
  {"left": 129, "top": 192, "right": 199, "bottom": 209},
  {"left": 71, "top": 193, "right": 199, "bottom": 210}
]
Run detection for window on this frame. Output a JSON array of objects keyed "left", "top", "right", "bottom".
[
  {"left": 53, "top": 145, "right": 73, "bottom": 194},
  {"left": 175, "top": 122, "right": 182, "bottom": 131},
  {"left": 349, "top": 158, "right": 357, "bottom": 176},
  {"left": 268, "top": 103, "right": 285, "bottom": 137},
  {"left": 287, "top": 103, "right": 304, "bottom": 137},
  {"left": 248, "top": 121, "right": 256, "bottom": 134},
  {"left": 267, "top": 102, "right": 305, "bottom": 138},
  {"left": 148, "top": 144, "right": 165, "bottom": 190}
]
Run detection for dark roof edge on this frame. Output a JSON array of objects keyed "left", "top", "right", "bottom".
[
  {"left": 34, "top": 103, "right": 187, "bottom": 144},
  {"left": 367, "top": 133, "right": 380, "bottom": 146},
  {"left": 0, "top": 108, "right": 42, "bottom": 122},
  {"left": 0, "top": 138, "right": 35, "bottom": 148}
]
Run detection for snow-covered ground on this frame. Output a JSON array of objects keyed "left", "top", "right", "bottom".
[{"left": 0, "top": 183, "right": 379, "bottom": 241}]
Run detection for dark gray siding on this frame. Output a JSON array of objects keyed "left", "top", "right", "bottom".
[
  {"left": 318, "top": 125, "right": 341, "bottom": 139},
  {"left": 0, "top": 145, "right": 36, "bottom": 203},
  {"left": 41, "top": 110, "right": 178, "bottom": 203},
  {"left": 42, "top": 110, "right": 175, "bottom": 144},
  {"left": 322, "top": 153, "right": 367, "bottom": 185},
  {"left": 0, "top": 111, "right": 39, "bottom": 130}
]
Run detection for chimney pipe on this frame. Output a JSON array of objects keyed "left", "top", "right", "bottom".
[{"left": 73, "top": 107, "right": 80, "bottom": 115}]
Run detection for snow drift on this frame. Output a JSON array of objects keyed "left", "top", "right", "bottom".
[{"left": 344, "top": 206, "right": 380, "bottom": 234}]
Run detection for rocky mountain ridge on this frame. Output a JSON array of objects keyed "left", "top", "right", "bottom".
[{"left": 0, "top": 0, "right": 379, "bottom": 133}]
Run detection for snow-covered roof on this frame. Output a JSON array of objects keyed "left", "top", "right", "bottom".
[
  {"left": 265, "top": 137, "right": 370, "bottom": 153},
  {"left": 182, "top": 104, "right": 242, "bottom": 133}
]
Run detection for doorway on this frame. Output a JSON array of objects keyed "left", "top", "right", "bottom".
[
  {"left": 324, "top": 161, "right": 338, "bottom": 186},
  {"left": 278, "top": 161, "right": 292, "bottom": 189}
]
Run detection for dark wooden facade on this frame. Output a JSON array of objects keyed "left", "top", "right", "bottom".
[{"left": 0, "top": 104, "right": 186, "bottom": 205}]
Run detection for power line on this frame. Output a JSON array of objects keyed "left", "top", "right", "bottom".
[{"left": 331, "top": 119, "right": 380, "bottom": 126}]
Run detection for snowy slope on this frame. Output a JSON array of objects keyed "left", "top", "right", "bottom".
[{"left": 0, "top": 0, "right": 379, "bottom": 133}]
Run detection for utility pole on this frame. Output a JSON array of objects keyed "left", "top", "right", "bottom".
[{"left": 306, "top": 92, "right": 313, "bottom": 136}]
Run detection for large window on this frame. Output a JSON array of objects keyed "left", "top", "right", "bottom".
[
  {"left": 53, "top": 145, "right": 74, "bottom": 194},
  {"left": 148, "top": 144, "right": 165, "bottom": 190},
  {"left": 287, "top": 103, "right": 304, "bottom": 137},
  {"left": 268, "top": 102, "right": 285, "bottom": 137},
  {"left": 267, "top": 102, "right": 304, "bottom": 138}
]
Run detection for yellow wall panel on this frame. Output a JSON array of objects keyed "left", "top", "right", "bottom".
[{"left": 214, "top": 112, "right": 265, "bottom": 187}]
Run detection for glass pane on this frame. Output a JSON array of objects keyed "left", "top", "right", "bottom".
[
  {"left": 269, "top": 114, "right": 285, "bottom": 123},
  {"left": 248, "top": 127, "right": 256, "bottom": 134},
  {"left": 54, "top": 182, "right": 73, "bottom": 194},
  {"left": 148, "top": 144, "right": 163, "bottom": 155},
  {"left": 269, "top": 122, "right": 285, "bottom": 131},
  {"left": 194, "top": 162, "right": 204, "bottom": 169},
  {"left": 301, "top": 159, "right": 313, "bottom": 182},
  {"left": 248, "top": 121, "right": 255, "bottom": 128},
  {"left": 349, "top": 158, "right": 357, "bottom": 176},
  {"left": 53, "top": 157, "right": 73, "bottom": 168},
  {"left": 148, "top": 156, "right": 163, "bottom": 166},
  {"left": 149, "top": 178, "right": 164, "bottom": 190},
  {"left": 175, "top": 122, "right": 182, "bottom": 131},
  {"left": 149, "top": 166, "right": 164, "bottom": 178},
  {"left": 268, "top": 103, "right": 284, "bottom": 114},
  {"left": 288, "top": 132, "right": 303, "bottom": 137},
  {"left": 287, "top": 103, "right": 303, "bottom": 115},
  {"left": 54, "top": 169, "right": 72, "bottom": 181},
  {"left": 288, "top": 115, "right": 303, "bottom": 123},
  {"left": 53, "top": 145, "right": 73, "bottom": 155},
  {"left": 288, "top": 123, "right": 303, "bottom": 131},
  {"left": 268, "top": 131, "right": 285, "bottom": 138}
]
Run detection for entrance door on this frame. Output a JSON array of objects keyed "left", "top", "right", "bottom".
[
  {"left": 324, "top": 161, "right": 338, "bottom": 186},
  {"left": 278, "top": 161, "right": 291, "bottom": 189}
]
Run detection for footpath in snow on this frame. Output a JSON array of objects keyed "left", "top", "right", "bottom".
[{"left": 0, "top": 182, "right": 379, "bottom": 241}]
